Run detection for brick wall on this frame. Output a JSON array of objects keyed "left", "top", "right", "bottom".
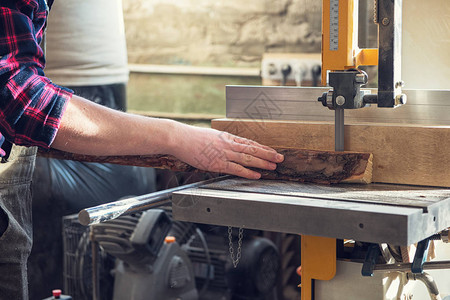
[{"left": 122, "top": 0, "right": 322, "bottom": 67}]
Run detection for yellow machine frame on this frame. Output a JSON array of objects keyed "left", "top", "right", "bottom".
[
  {"left": 303, "top": 1, "right": 379, "bottom": 298},
  {"left": 321, "top": 0, "right": 378, "bottom": 85}
]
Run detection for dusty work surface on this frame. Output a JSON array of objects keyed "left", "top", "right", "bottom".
[{"left": 172, "top": 178, "right": 450, "bottom": 245}]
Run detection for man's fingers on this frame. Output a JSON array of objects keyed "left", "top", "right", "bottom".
[
  {"left": 227, "top": 151, "right": 277, "bottom": 170},
  {"left": 206, "top": 131, "right": 284, "bottom": 179},
  {"left": 222, "top": 132, "right": 282, "bottom": 160},
  {"left": 230, "top": 142, "right": 284, "bottom": 163},
  {"left": 232, "top": 136, "right": 275, "bottom": 152},
  {"left": 219, "top": 161, "right": 261, "bottom": 179}
]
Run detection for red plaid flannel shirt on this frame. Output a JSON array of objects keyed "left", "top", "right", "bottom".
[{"left": 0, "top": 0, "right": 72, "bottom": 157}]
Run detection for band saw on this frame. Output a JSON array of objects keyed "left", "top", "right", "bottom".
[
  {"left": 172, "top": 0, "right": 450, "bottom": 298},
  {"left": 76, "top": 0, "right": 450, "bottom": 299}
]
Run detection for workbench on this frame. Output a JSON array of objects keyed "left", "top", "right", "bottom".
[{"left": 172, "top": 178, "right": 450, "bottom": 246}]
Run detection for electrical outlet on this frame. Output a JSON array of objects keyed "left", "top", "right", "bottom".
[{"left": 261, "top": 53, "right": 322, "bottom": 86}]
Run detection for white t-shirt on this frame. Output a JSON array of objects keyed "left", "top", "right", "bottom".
[{"left": 45, "top": 0, "right": 129, "bottom": 86}]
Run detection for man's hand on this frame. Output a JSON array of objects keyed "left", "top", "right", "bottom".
[
  {"left": 53, "top": 95, "right": 284, "bottom": 179},
  {"left": 169, "top": 125, "right": 284, "bottom": 179}
]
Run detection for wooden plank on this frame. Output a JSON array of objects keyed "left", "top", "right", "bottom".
[
  {"left": 127, "top": 110, "right": 223, "bottom": 121},
  {"left": 262, "top": 148, "right": 372, "bottom": 184},
  {"left": 128, "top": 63, "right": 260, "bottom": 77},
  {"left": 37, "top": 147, "right": 372, "bottom": 184},
  {"left": 37, "top": 148, "right": 198, "bottom": 172},
  {"left": 211, "top": 119, "right": 450, "bottom": 187}
]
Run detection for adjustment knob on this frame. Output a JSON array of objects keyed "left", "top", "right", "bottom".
[{"left": 318, "top": 90, "right": 335, "bottom": 110}]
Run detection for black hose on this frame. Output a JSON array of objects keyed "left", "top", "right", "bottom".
[{"left": 195, "top": 227, "right": 212, "bottom": 298}]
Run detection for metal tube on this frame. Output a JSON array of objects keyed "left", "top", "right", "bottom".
[
  {"left": 78, "top": 176, "right": 230, "bottom": 226},
  {"left": 407, "top": 273, "right": 440, "bottom": 298},
  {"left": 90, "top": 233, "right": 100, "bottom": 300},
  {"left": 335, "top": 107, "right": 345, "bottom": 151},
  {"left": 373, "top": 260, "right": 450, "bottom": 273}
]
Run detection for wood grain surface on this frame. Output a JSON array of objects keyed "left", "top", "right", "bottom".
[
  {"left": 261, "top": 148, "right": 372, "bottom": 184},
  {"left": 211, "top": 119, "right": 450, "bottom": 187},
  {"left": 38, "top": 147, "right": 373, "bottom": 184}
]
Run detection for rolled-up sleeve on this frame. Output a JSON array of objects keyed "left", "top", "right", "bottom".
[{"left": 0, "top": 0, "right": 72, "bottom": 150}]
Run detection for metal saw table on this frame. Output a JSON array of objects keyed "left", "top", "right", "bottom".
[{"left": 172, "top": 178, "right": 450, "bottom": 246}]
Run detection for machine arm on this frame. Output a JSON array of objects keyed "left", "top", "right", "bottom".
[{"left": 319, "top": 0, "right": 406, "bottom": 111}]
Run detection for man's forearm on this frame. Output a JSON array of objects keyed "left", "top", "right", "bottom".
[
  {"left": 52, "top": 95, "right": 284, "bottom": 179},
  {"left": 52, "top": 95, "right": 179, "bottom": 156}
]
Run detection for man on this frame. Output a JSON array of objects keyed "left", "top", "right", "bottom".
[
  {"left": 28, "top": 0, "right": 157, "bottom": 297},
  {"left": 0, "top": 0, "right": 283, "bottom": 298}
]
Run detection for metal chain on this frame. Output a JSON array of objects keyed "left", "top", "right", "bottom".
[{"left": 228, "top": 226, "right": 244, "bottom": 268}]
